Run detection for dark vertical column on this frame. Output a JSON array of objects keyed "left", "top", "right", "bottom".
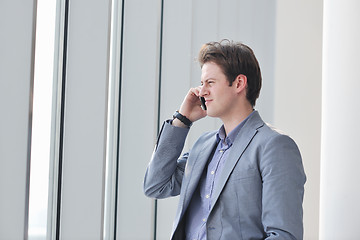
[
  {"left": 154, "top": 0, "right": 165, "bottom": 239},
  {"left": 55, "top": 0, "right": 70, "bottom": 239},
  {"left": 113, "top": 0, "right": 126, "bottom": 239}
]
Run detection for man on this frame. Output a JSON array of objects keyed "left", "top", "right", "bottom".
[{"left": 144, "top": 40, "right": 306, "bottom": 240}]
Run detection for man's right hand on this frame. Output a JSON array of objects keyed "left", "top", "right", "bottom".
[{"left": 172, "top": 87, "right": 207, "bottom": 128}]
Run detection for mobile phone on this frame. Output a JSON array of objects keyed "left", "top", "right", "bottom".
[{"left": 200, "top": 97, "right": 207, "bottom": 110}]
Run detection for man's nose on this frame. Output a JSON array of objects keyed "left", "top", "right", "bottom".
[{"left": 199, "top": 86, "right": 207, "bottom": 97}]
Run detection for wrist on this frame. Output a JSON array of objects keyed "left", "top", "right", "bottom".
[
  {"left": 172, "top": 118, "right": 188, "bottom": 128},
  {"left": 172, "top": 111, "right": 192, "bottom": 128}
]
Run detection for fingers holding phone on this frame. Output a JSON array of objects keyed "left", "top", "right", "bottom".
[{"left": 177, "top": 87, "right": 207, "bottom": 123}]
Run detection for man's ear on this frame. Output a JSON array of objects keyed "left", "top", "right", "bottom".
[{"left": 234, "top": 74, "right": 247, "bottom": 93}]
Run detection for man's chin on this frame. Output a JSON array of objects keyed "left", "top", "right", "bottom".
[{"left": 205, "top": 110, "right": 217, "bottom": 118}]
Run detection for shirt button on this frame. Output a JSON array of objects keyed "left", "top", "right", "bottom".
[
  {"left": 202, "top": 218, "right": 206, "bottom": 222},
  {"left": 219, "top": 150, "right": 224, "bottom": 153},
  {"left": 211, "top": 171, "right": 215, "bottom": 175},
  {"left": 205, "top": 194, "right": 210, "bottom": 198}
]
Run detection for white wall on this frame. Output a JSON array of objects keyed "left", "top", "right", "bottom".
[
  {"left": 320, "top": 1, "right": 360, "bottom": 239},
  {"left": 0, "top": 0, "right": 36, "bottom": 238}
]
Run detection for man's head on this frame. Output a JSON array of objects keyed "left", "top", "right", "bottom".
[{"left": 198, "top": 39, "right": 262, "bottom": 107}]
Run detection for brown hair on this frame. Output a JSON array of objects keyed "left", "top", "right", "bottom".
[{"left": 198, "top": 39, "right": 262, "bottom": 106}]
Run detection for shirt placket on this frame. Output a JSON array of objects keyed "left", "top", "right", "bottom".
[{"left": 207, "top": 140, "right": 230, "bottom": 210}]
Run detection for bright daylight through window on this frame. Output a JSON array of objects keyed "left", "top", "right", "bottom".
[{"left": 28, "top": 0, "right": 56, "bottom": 239}]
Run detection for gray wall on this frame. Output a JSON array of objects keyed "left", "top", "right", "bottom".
[
  {"left": 0, "top": 0, "right": 36, "bottom": 239},
  {"left": 58, "top": 0, "right": 111, "bottom": 238},
  {"left": 115, "top": 0, "right": 160, "bottom": 238}
]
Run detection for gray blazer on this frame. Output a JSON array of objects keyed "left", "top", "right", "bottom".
[{"left": 144, "top": 111, "right": 306, "bottom": 240}]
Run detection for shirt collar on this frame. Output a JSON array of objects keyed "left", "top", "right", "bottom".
[{"left": 216, "top": 110, "right": 255, "bottom": 146}]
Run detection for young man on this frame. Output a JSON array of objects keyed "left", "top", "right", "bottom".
[{"left": 144, "top": 40, "right": 306, "bottom": 240}]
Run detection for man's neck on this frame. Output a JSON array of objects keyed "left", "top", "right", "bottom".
[{"left": 221, "top": 106, "right": 254, "bottom": 135}]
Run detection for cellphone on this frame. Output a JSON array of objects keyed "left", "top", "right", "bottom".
[{"left": 200, "top": 97, "right": 207, "bottom": 110}]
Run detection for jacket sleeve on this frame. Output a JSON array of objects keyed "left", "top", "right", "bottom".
[
  {"left": 143, "top": 120, "right": 190, "bottom": 199},
  {"left": 260, "top": 134, "right": 306, "bottom": 240}
]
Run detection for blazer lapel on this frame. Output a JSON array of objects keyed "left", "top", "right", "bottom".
[
  {"left": 210, "top": 111, "right": 264, "bottom": 209},
  {"left": 179, "top": 134, "right": 218, "bottom": 217}
]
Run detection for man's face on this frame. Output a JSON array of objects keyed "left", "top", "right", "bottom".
[{"left": 200, "top": 62, "right": 238, "bottom": 120}]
